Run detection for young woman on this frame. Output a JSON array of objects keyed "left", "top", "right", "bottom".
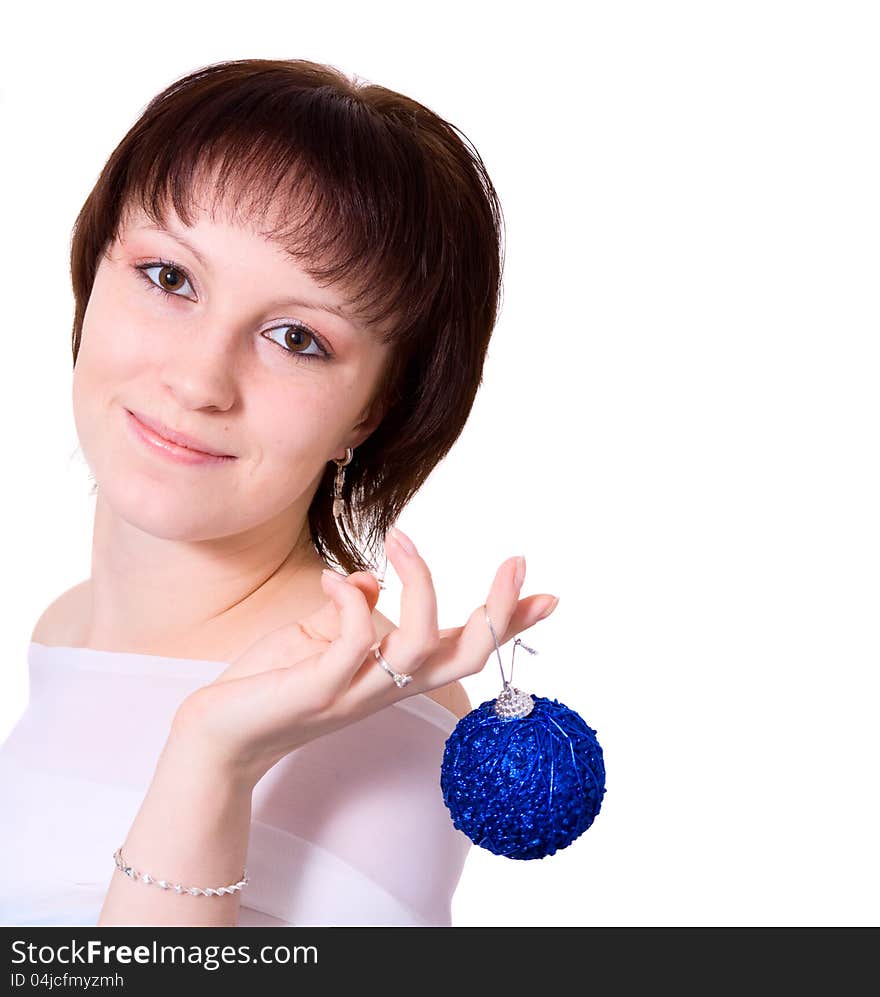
[{"left": 0, "top": 58, "right": 558, "bottom": 927}]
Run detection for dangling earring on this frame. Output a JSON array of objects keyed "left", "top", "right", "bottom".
[
  {"left": 329, "top": 446, "right": 385, "bottom": 590},
  {"left": 331, "top": 447, "right": 353, "bottom": 522}
]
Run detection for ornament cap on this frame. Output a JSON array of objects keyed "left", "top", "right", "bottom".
[{"left": 493, "top": 681, "right": 535, "bottom": 719}]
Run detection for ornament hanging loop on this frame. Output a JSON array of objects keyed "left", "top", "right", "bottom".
[
  {"left": 510, "top": 637, "right": 538, "bottom": 686},
  {"left": 483, "top": 606, "right": 537, "bottom": 719}
]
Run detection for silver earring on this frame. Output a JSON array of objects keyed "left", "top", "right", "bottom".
[
  {"left": 330, "top": 446, "right": 386, "bottom": 591},
  {"left": 332, "top": 447, "right": 353, "bottom": 521}
]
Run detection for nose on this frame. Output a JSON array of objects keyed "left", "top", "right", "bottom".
[{"left": 156, "top": 324, "right": 240, "bottom": 412}]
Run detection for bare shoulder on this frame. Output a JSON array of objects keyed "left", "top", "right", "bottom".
[
  {"left": 372, "top": 608, "right": 472, "bottom": 720},
  {"left": 30, "top": 580, "right": 90, "bottom": 645}
]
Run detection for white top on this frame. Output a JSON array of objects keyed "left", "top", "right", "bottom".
[{"left": 0, "top": 641, "right": 471, "bottom": 927}]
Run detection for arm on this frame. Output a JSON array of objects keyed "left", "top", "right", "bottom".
[
  {"left": 97, "top": 726, "right": 254, "bottom": 927},
  {"left": 94, "top": 545, "right": 550, "bottom": 926}
]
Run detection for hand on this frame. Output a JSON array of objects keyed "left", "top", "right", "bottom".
[{"left": 171, "top": 529, "right": 559, "bottom": 789}]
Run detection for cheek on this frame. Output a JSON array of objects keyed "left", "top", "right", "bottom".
[
  {"left": 78, "top": 280, "right": 157, "bottom": 378},
  {"left": 252, "top": 388, "right": 342, "bottom": 462}
]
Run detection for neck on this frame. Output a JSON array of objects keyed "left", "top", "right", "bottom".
[{"left": 79, "top": 493, "right": 330, "bottom": 660}]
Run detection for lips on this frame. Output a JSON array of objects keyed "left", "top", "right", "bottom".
[{"left": 126, "top": 409, "right": 235, "bottom": 458}]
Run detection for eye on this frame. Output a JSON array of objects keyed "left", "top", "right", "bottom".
[
  {"left": 135, "top": 260, "right": 196, "bottom": 299},
  {"left": 134, "top": 258, "right": 332, "bottom": 364},
  {"left": 262, "top": 322, "right": 331, "bottom": 362}
]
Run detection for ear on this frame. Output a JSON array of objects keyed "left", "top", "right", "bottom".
[{"left": 345, "top": 394, "right": 388, "bottom": 451}]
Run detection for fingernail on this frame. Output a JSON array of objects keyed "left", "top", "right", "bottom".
[
  {"left": 514, "top": 555, "right": 526, "bottom": 589},
  {"left": 538, "top": 596, "right": 559, "bottom": 619},
  {"left": 388, "top": 525, "right": 416, "bottom": 554},
  {"left": 322, "top": 568, "right": 347, "bottom": 585}
]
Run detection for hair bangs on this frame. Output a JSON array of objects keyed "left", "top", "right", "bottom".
[{"left": 113, "top": 92, "right": 461, "bottom": 347}]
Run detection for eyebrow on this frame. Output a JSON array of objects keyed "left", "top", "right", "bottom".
[{"left": 137, "top": 222, "right": 357, "bottom": 322}]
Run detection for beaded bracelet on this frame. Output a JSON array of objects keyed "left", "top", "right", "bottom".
[{"left": 113, "top": 846, "right": 249, "bottom": 897}]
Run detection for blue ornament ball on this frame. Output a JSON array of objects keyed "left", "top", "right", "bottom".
[{"left": 440, "top": 695, "right": 606, "bottom": 860}]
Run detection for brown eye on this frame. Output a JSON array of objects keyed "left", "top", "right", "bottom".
[
  {"left": 157, "top": 265, "right": 186, "bottom": 292},
  {"left": 263, "top": 322, "right": 329, "bottom": 362},
  {"left": 284, "top": 327, "right": 314, "bottom": 353},
  {"left": 136, "top": 261, "right": 195, "bottom": 299}
]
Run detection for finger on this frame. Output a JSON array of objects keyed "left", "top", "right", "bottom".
[
  {"left": 384, "top": 528, "right": 439, "bottom": 654},
  {"left": 336, "top": 529, "right": 440, "bottom": 709},
  {"left": 343, "top": 570, "right": 381, "bottom": 607},
  {"left": 436, "top": 592, "right": 559, "bottom": 646},
  {"left": 472, "top": 554, "right": 525, "bottom": 677},
  {"left": 412, "top": 556, "right": 550, "bottom": 690},
  {"left": 316, "top": 569, "right": 380, "bottom": 698},
  {"left": 349, "top": 551, "right": 524, "bottom": 713},
  {"left": 297, "top": 569, "right": 381, "bottom": 642},
  {"left": 345, "top": 527, "right": 440, "bottom": 701}
]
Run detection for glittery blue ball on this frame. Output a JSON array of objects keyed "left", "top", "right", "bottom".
[{"left": 440, "top": 695, "right": 606, "bottom": 860}]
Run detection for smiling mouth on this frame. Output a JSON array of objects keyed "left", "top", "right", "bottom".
[
  {"left": 126, "top": 408, "right": 235, "bottom": 458},
  {"left": 125, "top": 409, "right": 237, "bottom": 464}
]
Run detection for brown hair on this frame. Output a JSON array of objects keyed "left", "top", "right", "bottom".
[{"left": 70, "top": 58, "right": 505, "bottom": 575}]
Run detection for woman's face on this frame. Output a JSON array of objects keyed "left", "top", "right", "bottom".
[{"left": 72, "top": 200, "right": 390, "bottom": 543}]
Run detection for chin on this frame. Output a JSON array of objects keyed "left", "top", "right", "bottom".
[{"left": 93, "top": 468, "right": 244, "bottom": 542}]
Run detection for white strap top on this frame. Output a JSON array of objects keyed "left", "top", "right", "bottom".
[{"left": 0, "top": 642, "right": 471, "bottom": 927}]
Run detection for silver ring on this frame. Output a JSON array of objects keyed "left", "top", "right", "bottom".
[{"left": 373, "top": 644, "right": 412, "bottom": 688}]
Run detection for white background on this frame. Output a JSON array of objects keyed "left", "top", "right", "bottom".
[{"left": 1, "top": 1, "right": 877, "bottom": 927}]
